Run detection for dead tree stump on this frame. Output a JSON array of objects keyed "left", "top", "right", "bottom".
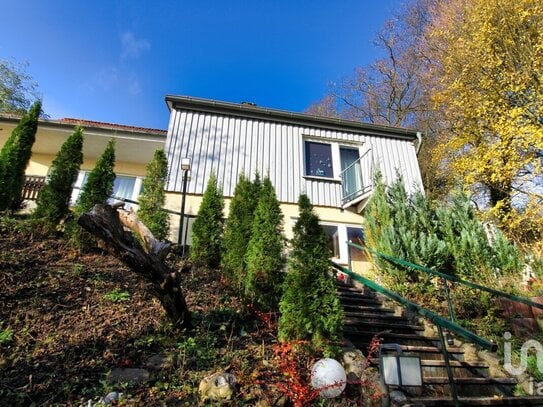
[{"left": 78, "top": 204, "right": 191, "bottom": 329}]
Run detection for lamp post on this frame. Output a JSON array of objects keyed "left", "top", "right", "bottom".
[{"left": 178, "top": 158, "right": 191, "bottom": 255}]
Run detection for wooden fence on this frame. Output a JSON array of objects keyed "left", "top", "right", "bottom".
[{"left": 22, "top": 176, "right": 46, "bottom": 201}]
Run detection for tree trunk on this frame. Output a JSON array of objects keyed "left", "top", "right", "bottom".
[{"left": 77, "top": 204, "right": 191, "bottom": 329}]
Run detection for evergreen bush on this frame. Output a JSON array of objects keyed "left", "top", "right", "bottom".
[
  {"left": 74, "top": 140, "right": 116, "bottom": 215},
  {"left": 70, "top": 140, "right": 116, "bottom": 248},
  {"left": 137, "top": 149, "right": 169, "bottom": 240},
  {"left": 364, "top": 175, "right": 524, "bottom": 294},
  {"left": 244, "top": 176, "right": 285, "bottom": 310},
  {"left": 33, "top": 126, "right": 84, "bottom": 224},
  {"left": 278, "top": 194, "right": 343, "bottom": 345},
  {"left": 0, "top": 100, "right": 41, "bottom": 211},
  {"left": 190, "top": 172, "right": 224, "bottom": 268},
  {"left": 222, "top": 173, "right": 261, "bottom": 289}
]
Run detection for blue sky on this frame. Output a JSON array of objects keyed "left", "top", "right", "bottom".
[{"left": 1, "top": 1, "right": 402, "bottom": 129}]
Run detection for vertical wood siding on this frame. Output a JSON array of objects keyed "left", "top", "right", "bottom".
[{"left": 165, "top": 109, "right": 423, "bottom": 207}]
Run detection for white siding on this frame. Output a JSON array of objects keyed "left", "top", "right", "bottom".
[{"left": 166, "top": 109, "right": 423, "bottom": 206}]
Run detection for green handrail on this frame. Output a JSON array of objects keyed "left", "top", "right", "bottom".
[
  {"left": 348, "top": 241, "right": 543, "bottom": 311},
  {"left": 331, "top": 261, "right": 497, "bottom": 351}
]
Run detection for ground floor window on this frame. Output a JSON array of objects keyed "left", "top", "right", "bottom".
[
  {"left": 70, "top": 171, "right": 143, "bottom": 209},
  {"left": 317, "top": 222, "right": 364, "bottom": 264}
]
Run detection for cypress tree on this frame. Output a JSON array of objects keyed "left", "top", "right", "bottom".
[
  {"left": 222, "top": 172, "right": 261, "bottom": 289},
  {"left": 278, "top": 194, "right": 343, "bottom": 344},
  {"left": 0, "top": 100, "right": 41, "bottom": 211},
  {"left": 137, "top": 149, "right": 169, "bottom": 240},
  {"left": 190, "top": 172, "right": 224, "bottom": 268},
  {"left": 75, "top": 139, "right": 116, "bottom": 215},
  {"left": 244, "top": 177, "right": 285, "bottom": 310},
  {"left": 33, "top": 126, "right": 84, "bottom": 223}
]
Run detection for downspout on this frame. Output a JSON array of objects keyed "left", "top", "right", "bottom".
[{"left": 415, "top": 131, "right": 423, "bottom": 155}]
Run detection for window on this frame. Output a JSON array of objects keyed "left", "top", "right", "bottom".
[
  {"left": 347, "top": 226, "right": 367, "bottom": 262},
  {"left": 305, "top": 141, "right": 333, "bottom": 178},
  {"left": 321, "top": 224, "right": 340, "bottom": 258},
  {"left": 71, "top": 171, "right": 142, "bottom": 208}
]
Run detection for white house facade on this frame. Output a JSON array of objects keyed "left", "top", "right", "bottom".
[{"left": 163, "top": 95, "right": 424, "bottom": 271}]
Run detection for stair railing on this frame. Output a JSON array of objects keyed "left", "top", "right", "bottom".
[
  {"left": 332, "top": 261, "right": 471, "bottom": 407},
  {"left": 347, "top": 241, "right": 543, "bottom": 313}
]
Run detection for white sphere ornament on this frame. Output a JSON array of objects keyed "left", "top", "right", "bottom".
[{"left": 310, "top": 358, "right": 347, "bottom": 398}]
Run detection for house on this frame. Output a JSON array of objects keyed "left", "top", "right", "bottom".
[
  {"left": 0, "top": 114, "right": 166, "bottom": 208},
  {"left": 163, "top": 95, "right": 424, "bottom": 272}
]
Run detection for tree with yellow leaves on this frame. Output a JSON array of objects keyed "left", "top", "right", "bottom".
[{"left": 425, "top": 0, "right": 543, "bottom": 237}]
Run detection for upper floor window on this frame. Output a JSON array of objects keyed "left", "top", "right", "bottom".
[{"left": 305, "top": 141, "right": 333, "bottom": 178}]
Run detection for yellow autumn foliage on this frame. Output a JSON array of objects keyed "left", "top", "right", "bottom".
[{"left": 425, "top": 0, "right": 543, "bottom": 238}]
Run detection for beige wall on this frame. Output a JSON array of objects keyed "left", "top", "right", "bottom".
[
  {"left": 165, "top": 191, "right": 374, "bottom": 272},
  {"left": 24, "top": 154, "right": 147, "bottom": 178}
]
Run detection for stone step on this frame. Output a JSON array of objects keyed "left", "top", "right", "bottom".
[
  {"left": 344, "top": 319, "right": 425, "bottom": 333},
  {"left": 344, "top": 312, "right": 412, "bottom": 323},
  {"left": 406, "top": 396, "right": 543, "bottom": 406},
  {"left": 341, "top": 304, "right": 395, "bottom": 314},
  {"left": 338, "top": 294, "right": 381, "bottom": 305},
  {"left": 344, "top": 328, "right": 439, "bottom": 346}
]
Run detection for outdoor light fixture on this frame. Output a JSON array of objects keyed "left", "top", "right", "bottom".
[
  {"left": 178, "top": 158, "right": 191, "bottom": 254},
  {"left": 380, "top": 344, "right": 423, "bottom": 389},
  {"left": 180, "top": 157, "right": 191, "bottom": 171}
]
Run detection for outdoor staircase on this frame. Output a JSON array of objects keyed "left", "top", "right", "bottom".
[{"left": 337, "top": 279, "right": 543, "bottom": 406}]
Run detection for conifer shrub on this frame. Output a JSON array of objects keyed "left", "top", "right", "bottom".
[
  {"left": 137, "top": 149, "right": 169, "bottom": 240},
  {"left": 278, "top": 194, "right": 343, "bottom": 345},
  {"left": 222, "top": 173, "right": 261, "bottom": 290},
  {"left": 364, "top": 175, "right": 524, "bottom": 295},
  {"left": 190, "top": 172, "right": 224, "bottom": 268},
  {"left": 244, "top": 176, "right": 285, "bottom": 310},
  {"left": 0, "top": 100, "right": 41, "bottom": 211},
  {"left": 74, "top": 139, "right": 116, "bottom": 216},
  {"left": 69, "top": 140, "right": 116, "bottom": 248},
  {"left": 33, "top": 126, "right": 84, "bottom": 224}
]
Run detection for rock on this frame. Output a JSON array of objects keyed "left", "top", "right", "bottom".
[
  {"left": 499, "top": 298, "right": 534, "bottom": 319},
  {"left": 145, "top": 353, "right": 175, "bottom": 371},
  {"left": 341, "top": 349, "right": 366, "bottom": 379},
  {"left": 531, "top": 297, "right": 543, "bottom": 319},
  {"left": 199, "top": 372, "right": 237, "bottom": 401},
  {"left": 101, "top": 391, "right": 123, "bottom": 405},
  {"left": 108, "top": 368, "right": 149, "bottom": 384},
  {"left": 389, "top": 389, "right": 408, "bottom": 406},
  {"left": 511, "top": 317, "right": 539, "bottom": 336}
]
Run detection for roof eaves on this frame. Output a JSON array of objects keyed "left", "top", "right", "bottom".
[{"left": 165, "top": 94, "right": 418, "bottom": 140}]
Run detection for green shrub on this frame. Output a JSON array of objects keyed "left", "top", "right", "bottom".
[
  {"left": 137, "top": 149, "right": 169, "bottom": 240},
  {"left": 0, "top": 100, "right": 41, "bottom": 211},
  {"left": 103, "top": 289, "right": 131, "bottom": 303},
  {"left": 222, "top": 173, "right": 261, "bottom": 290},
  {"left": 278, "top": 194, "right": 343, "bottom": 345},
  {"left": 365, "top": 175, "right": 525, "bottom": 292},
  {"left": 190, "top": 172, "right": 224, "bottom": 268},
  {"left": 0, "top": 328, "right": 13, "bottom": 345},
  {"left": 70, "top": 139, "right": 116, "bottom": 248},
  {"left": 244, "top": 177, "right": 285, "bottom": 311},
  {"left": 75, "top": 139, "right": 116, "bottom": 215},
  {"left": 33, "top": 126, "right": 84, "bottom": 224}
]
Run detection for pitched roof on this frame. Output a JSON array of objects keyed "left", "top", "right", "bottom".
[
  {"left": 58, "top": 118, "right": 167, "bottom": 136},
  {"left": 165, "top": 94, "right": 420, "bottom": 140}
]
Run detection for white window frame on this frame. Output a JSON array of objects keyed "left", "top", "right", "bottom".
[
  {"left": 290, "top": 217, "right": 364, "bottom": 265},
  {"left": 303, "top": 137, "right": 363, "bottom": 182},
  {"left": 70, "top": 171, "right": 143, "bottom": 208}
]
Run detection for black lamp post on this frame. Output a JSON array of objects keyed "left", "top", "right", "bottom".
[{"left": 178, "top": 157, "right": 191, "bottom": 254}]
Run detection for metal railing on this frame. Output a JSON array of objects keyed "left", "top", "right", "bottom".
[
  {"left": 348, "top": 241, "right": 543, "bottom": 315},
  {"left": 340, "top": 149, "right": 373, "bottom": 205}
]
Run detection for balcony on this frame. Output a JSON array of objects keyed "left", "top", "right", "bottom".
[{"left": 340, "top": 149, "right": 374, "bottom": 212}]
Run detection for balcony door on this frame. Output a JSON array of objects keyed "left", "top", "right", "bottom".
[{"left": 340, "top": 147, "right": 361, "bottom": 200}]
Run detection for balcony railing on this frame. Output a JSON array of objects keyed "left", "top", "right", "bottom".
[{"left": 340, "top": 149, "right": 373, "bottom": 206}]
